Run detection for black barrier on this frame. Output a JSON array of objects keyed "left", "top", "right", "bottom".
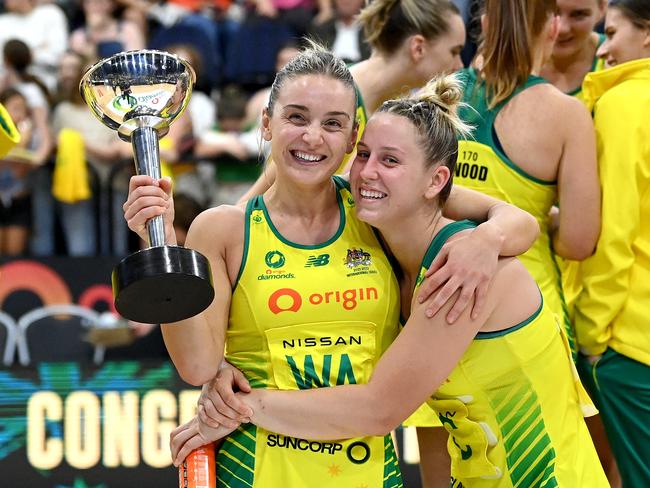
[{"left": 0, "top": 257, "right": 424, "bottom": 487}]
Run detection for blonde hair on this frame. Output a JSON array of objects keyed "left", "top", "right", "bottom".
[
  {"left": 357, "top": 0, "right": 460, "bottom": 55},
  {"left": 378, "top": 74, "right": 471, "bottom": 204},
  {"left": 267, "top": 40, "right": 356, "bottom": 116}
]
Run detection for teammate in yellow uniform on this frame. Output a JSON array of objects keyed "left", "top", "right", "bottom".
[
  {"left": 126, "top": 46, "right": 538, "bottom": 486},
  {"left": 236, "top": 2, "right": 468, "bottom": 482},
  {"left": 452, "top": 0, "right": 601, "bottom": 357},
  {"left": 172, "top": 74, "right": 608, "bottom": 488},
  {"left": 574, "top": 2, "right": 650, "bottom": 486},
  {"left": 539, "top": 3, "right": 620, "bottom": 486},
  {"left": 407, "top": 0, "right": 601, "bottom": 480},
  {"left": 540, "top": 0, "right": 607, "bottom": 103}
]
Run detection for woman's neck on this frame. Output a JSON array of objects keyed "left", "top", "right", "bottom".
[
  {"left": 351, "top": 54, "right": 414, "bottom": 114},
  {"left": 265, "top": 177, "right": 337, "bottom": 218},
  {"left": 262, "top": 176, "right": 343, "bottom": 247},
  {"left": 379, "top": 210, "right": 447, "bottom": 284}
]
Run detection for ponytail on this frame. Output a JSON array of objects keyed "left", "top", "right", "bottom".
[
  {"left": 358, "top": 0, "right": 460, "bottom": 55},
  {"left": 479, "top": 0, "right": 555, "bottom": 107}
]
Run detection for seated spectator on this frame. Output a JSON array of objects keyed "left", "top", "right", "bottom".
[
  {"left": 194, "top": 84, "right": 252, "bottom": 164},
  {"left": 251, "top": 0, "right": 332, "bottom": 37},
  {"left": 307, "top": 0, "right": 370, "bottom": 64},
  {"left": 0, "top": 88, "right": 43, "bottom": 255},
  {"left": 166, "top": 43, "right": 217, "bottom": 137},
  {"left": 241, "top": 40, "right": 300, "bottom": 128},
  {"left": 194, "top": 84, "right": 271, "bottom": 205},
  {"left": 69, "top": 0, "right": 145, "bottom": 60},
  {"left": 232, "top": 41, "right": 300, "bottom": 163},
  {"left": 0, "top": 0, "right": 68, "bottom": 92},
  {"left": 0, "top": 39, "right": 52, "bottom": 166}
]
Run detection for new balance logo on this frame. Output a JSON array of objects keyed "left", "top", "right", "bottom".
[{"left": 305, "top": 254, "right": 330, "bottom": 267}]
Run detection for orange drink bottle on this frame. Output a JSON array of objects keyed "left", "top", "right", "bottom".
[{"left": 179, "top": 443, "right": 216, "bottom": 488}]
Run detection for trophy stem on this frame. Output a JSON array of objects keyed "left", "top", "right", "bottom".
[{"left": 132, "top": 126, "right": 166, "bottom": 248}]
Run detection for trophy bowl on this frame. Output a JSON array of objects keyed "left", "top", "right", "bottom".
[{"left": 80, "top": 50, "right": 214, "bottom": 324}]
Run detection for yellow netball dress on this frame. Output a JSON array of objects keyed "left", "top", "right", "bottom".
[
  {"left": 417, "top": 221, "right": 608, "bottom": 488},
  {"left": 217, "top": 176, "right": 403, "bottom": 487},
  {"left": 454, "top": 68, "right": 574, "bottom": 357}
]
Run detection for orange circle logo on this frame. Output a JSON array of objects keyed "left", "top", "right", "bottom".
[{"left": 268, "top": 288, "right": 302, "bottom": 314}]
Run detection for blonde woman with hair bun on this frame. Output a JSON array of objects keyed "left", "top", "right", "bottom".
[{"left": 171, "top": 73, "right": 609, "bottom": 487}]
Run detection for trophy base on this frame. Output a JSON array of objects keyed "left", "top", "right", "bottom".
[{"left": 112, "top": 246, "right": 214, "bottom": 324}]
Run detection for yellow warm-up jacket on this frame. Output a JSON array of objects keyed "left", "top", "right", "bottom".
[{"left": 574, "top": 58, "right": 650, "bottom": 365}]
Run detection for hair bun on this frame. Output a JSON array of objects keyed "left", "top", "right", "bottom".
[{"left": 418, "top": 75, "right": 463, "bottom": 113}]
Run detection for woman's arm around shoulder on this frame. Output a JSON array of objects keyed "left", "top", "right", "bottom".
[
  {"left": 444, "top": 186, "right": 539, "bottom": 256},
  {"left": 241, "top": 258, "right": 532, "bottom": 440}
]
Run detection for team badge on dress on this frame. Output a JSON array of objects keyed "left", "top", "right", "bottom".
[{"left": 344, "top": 248, "right": 372, "bottom": 268}]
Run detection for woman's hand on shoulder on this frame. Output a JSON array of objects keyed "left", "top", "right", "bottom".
[
  {"left": 123, "top": 175, "right": 175, "bottom": 244},
  {"left": 416, "top": 226, "right": 502, "bottom": 323}
]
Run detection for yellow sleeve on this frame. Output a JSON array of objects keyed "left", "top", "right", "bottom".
[{"left": 574, "top": 90, "right": 643, "bottom": 355}]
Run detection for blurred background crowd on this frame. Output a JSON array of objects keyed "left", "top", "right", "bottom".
[{"left": 0, "top": 0, "right": 396, "bottom": 258}]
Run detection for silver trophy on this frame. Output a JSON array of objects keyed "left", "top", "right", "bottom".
[{"left": 80, "top": 50, "right": 214, "bottom": 324}]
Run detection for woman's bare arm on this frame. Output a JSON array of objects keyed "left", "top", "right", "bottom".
[{"left": 554, "top": 97, "right": 600, "bottom": 260}]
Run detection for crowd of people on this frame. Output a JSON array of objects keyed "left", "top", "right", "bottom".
[
  {"left": 0, "top": 0, "right": 353, "bottom": 257},
  {"left": 1, "top": 0, "right": 649, "bottom": 486}
]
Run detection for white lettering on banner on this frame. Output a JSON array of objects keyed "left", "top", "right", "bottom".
[{"left": 26, "top": 389, "right": 200, "bottom": 470}]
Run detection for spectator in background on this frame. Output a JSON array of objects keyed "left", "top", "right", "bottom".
[
  {"left": 0, "top": 0, "right": 68, "bottom": 92},
  {"left": 69, "top": 0, "right": 145, "bottom": 60},
  {"left": 166, "top": 43, "right": 216, "bottom": 138},
  {"left": 49, "top": 51, "right": 131, "bottom": 256},
  {"left": 308, "top": 0, "right": 370, "bottom": 63},
  {"left": 0, "top": 88, "right": 42, "bottom": 255},
  {"left": 242, "top": 40, "right": 301, "bottom": 129},
  {"left": 173, "top": 192, "right": 205, "bottom": 247},
  {"left": 194, "top": 84, "right": 251, "bottom": 165},
  {"left": 0, "top": 39, "right": 55, "bottom": 257},
  {"left": 251, "top": 0, "right": 333, "bottom": 37},
  {"left": 230, "top": 40, "right": 301, "bottom": 166},
  {"left": 0, "top": 39, "right": 52, "bottom": 166}
]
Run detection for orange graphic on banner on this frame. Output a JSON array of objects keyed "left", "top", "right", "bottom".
[{"left": 0, "top": 261, "right": 71, "bottom": 307}]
